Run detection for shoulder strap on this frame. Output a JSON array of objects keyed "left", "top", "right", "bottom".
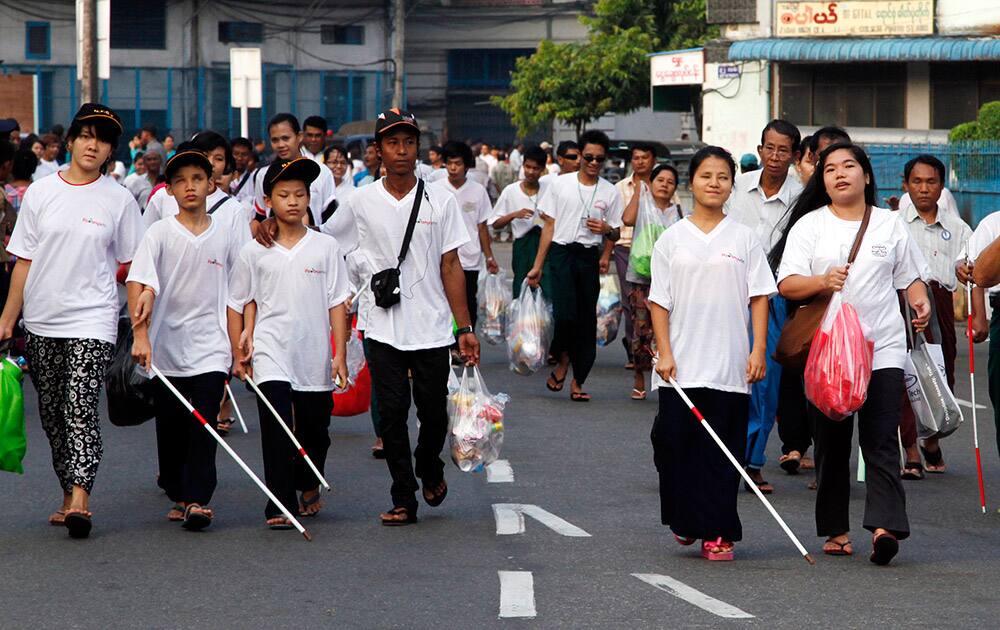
[
  {"left": 396, "top": 179, "right": 425, "bottom": 268},
  {"left": 208, "top": 195, "right": 229, "bottom": 215},
  {"left": 846, "top": 205, "right": 872, "bottom": 264},
  {"left": 232, "top": 170, "right": 252, "bottom": 195}
]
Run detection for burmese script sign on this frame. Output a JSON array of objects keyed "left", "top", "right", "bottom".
[
  {"left": 650, "top": 49, "right": 705, "bottom": 87},
  {"left": 776, "top": 1, "right": 934, "bottom": 37}
]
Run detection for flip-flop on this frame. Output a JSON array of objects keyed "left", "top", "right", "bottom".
[
  {"left": 779, "top": 452, "right": 801, "bottom": 474},
  {"left": 64, "top": 510, "right": 92, "bottom": 539},
  {"left": 299, "top": 491, "right": 323, "bottom": 517},
  {"left": 422, "top": 479, "right": 448, "bottom": 507},
  {"left": 48, "top": 510, "right": 66, "bottom": 526},
  {"left": 900, "top": 461, "right": 924, "bottom": 480},
  {"left": 674, "top": 534, "right": 697, "bottom": 546},
  {"left": 167, "top": 503, "right": 184, "bottom": 522},
  {"left": 371, "top": 445, "right": 386, "bottom": 459},
  {"left": 546, "top": 370, "right": 566, "bottom": 392},
  {"left": 701, "top": 538, "right": 734, "bottom": 561},
  {"left": 870, "top": 532, "right": 899, "bottom": 566},
  {"left": 267, "top": 517, "right": 295, "bottom": 531},
  {"left": 380, "top": 506, "right": 418, "bottom": 526},
  {"left": 631, "top": 388, "right": 647, "bottom": 401},
  {"left": 744, "top": 478, "right": 774, "bottom": 494},
  {"left": 823, "top": 539, "right": 853, "bottom": 556},
  {"left": 181, "top": 504, "right": 213, "bottom": 531},
  {"left": 920, "top": 445, "right": 945, "bottom": 473},
  {"left": 570, "top": 391, "right": 591, "bottom": 402},
  {"left": 216, "top": 418, "right": 233, "bottom": 437}
]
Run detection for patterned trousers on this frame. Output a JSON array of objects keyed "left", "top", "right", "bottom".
[{"left": 25, "top": 333, "right": 114, "bottom": 494}]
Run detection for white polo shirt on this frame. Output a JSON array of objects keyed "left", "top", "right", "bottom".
[
  {"left": 724, "top": 169, "right": 803, "bottom": 255},
  {"left": 488, "top": 180, "right": 549, "bottom": 240},
  {"left": 431, "top": 177, "right": 492, "bottom": 271},
  {"left": 538, "top": 172, "right": 623, "bottom": 248}
]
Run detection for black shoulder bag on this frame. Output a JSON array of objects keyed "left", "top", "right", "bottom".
[{"left": 371, "top": 179, "right": 425, "bottom": 309}]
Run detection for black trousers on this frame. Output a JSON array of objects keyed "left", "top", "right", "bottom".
[
  {"left": 812, "top": 368, "right": 909, "bottom": 539},
  {"left": 777, "top": 366, "right": 812, "bottom": 455},
  {"left": 652, "top": 387, "right": 749, "bottom": 542},
  {"left": 255, "top": 381, "right": 333, "bottom": 519},
  {"left": 367, "top": 338, "right": 450, "bottom": 512},
  {"left": 548, "top": 242, "right": 600, "bottom": 386},
  {"left": 153, "top": 371, "right": 226, "bottom": 506},
  {"left": 464, "top": 269, "right": 479, "bottom": 330}
]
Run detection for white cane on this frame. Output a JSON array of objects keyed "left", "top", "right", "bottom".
[
  {"left": 226, "top": 381, "right": 249, "bottom": 434},
  {"left": 966, "top": 279, "right": 987, "bottom": 513}
]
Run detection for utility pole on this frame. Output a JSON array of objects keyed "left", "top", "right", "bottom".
[
  {"left": 392, "top": 0, "right": 405, "bottom": 108},
  {"left": 79, "top": 0, "right": 98, "bottom": 103}
]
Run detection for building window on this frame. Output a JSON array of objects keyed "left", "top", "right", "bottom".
[
  {"left": 111, "top": 0, "right": 166, "bottom": 49},
  {"left": 218, "top": 21, "right": 264, "bottom": 44},
  {"left": 779, "top": 64, "right": 905, "bottom": 129},
  {"left": 25, "top": 22, "right": 50, "bottom": 60},
  {"left": 321, "top": 25, "right": 365, "bottom": 45},
  {"left": 447, "top": 49, "right": 534, "bottom": 89},
  {"left": 931, "top": 63, "right": 1000, "bottom": 130}
]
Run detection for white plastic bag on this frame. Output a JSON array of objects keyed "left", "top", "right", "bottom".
[
  {"left": 596, "top": 273, "right": 623, "bottom": 347},
  {"left": 477, "top": 269, "right": 512, "bottom": 346},
  {"left": 905, "top": 334, "right": 963, "bottom": 439},
  {"left": 447, "top": 366, "right": 508, "bottom": 472},
  {"left": 506, "top": 280, "right": 554, "bottom": 375},
  {"left": 345, "top": 329, "right": 366, "bottom": 386}
]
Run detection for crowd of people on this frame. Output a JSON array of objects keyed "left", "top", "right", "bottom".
[{"left": 0, "top": 104, "right": 996, "bottom": 569}]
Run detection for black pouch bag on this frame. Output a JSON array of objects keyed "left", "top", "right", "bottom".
[{"left": 372, "top": 179, "right": 425, "bottom": 309}]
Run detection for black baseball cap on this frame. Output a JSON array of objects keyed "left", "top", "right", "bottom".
[
  {"left": 164, "top": 143, "right": 214, "bottom": 181},
  {"left": 374, "top": 108, "right": 420, "bottom": 140},
  {"left": 72, "top": 103, "right": 124, "bottom": 137},
  {"left": 263, "top": 156, "right": 320, "bottom": 196}
]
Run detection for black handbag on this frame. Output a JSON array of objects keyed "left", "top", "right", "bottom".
[{"left": 372, "top": 179, "right": 425, "bottom": 309}]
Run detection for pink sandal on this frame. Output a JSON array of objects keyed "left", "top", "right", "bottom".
[{"left": 701, "top": 537, "right": 734, "bottom": 561}]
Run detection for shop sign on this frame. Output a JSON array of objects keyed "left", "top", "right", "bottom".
[{"left": 776, "top": 1, "right": 934, "bottom": 37}]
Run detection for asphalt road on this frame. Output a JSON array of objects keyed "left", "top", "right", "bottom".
[{"left": 3, "top": 248, "right": 999, "bottom": 628}]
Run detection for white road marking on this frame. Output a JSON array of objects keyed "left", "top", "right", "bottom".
[
  {"left": 487, "top": 460, "right": 514, "bottom": 483},
  {"left": 492, "top": 503, "right": 591, "bottom": 537},
  {"left": 956, "top": 397, "right": 988, "bottom": 410},
  {"left": 498, "top": 571, "right": 536, "bottom": 619},
  {"left": 632, "top": 573, "right": 754, "bottom": 619}
]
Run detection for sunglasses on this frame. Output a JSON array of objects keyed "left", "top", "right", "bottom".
[
  {"left": 562, "top": 153, "right": 580, "bottom": 161},
  {"left": 582, "top": 154, "right": 606, "bottom": 163}
]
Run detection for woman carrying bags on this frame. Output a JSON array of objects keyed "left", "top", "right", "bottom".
[
  {"left": 771, "top": 143, "right": 930, "bottom": 566},
  {"left": 649, "top": 147, "right": 776, "bottom": 561},
  {"left": 0, "top": 104, "right": 144, "bottom": 538}
]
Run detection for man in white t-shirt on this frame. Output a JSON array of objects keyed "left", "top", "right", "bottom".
[
  {"left": 229, "top": 137, "right": 256, "bottom": 212},
  {"left": 431, "top": 140, "right": 498, "bottom": 336},
  {"left": 300, "top": 116, "right": 328, "bottom": 164},
  {"left": 528, "top": 130, "right": 623, "bottom": 402},
  {"left": 539, "top": 141, "right": 579, "bottom": 188},
  {"left": 317, "top": 108, "right": 478, "bottom": 525},
  {"left": 966, "top": 208, "right": 1000, "bottom": 462}
]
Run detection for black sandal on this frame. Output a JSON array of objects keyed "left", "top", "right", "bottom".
[
  {"left": 380, "top": 506, "right": 418, "bottom": 526},
  {"left": 870, "top": 531, "right": 899, "bottom": 566},
  {"left": 422, "top": 479, "right": 448, "bottom": 507},
  {"left": 570, "top": 391, "right": 591, "bottom": 402},
  {"left": 64, "top": 510, "right": 92, "bottom": 539},
  {"left": 920, "top": 445, "right": 945, "bottom": 473},
  {"left": 267, "top": 516, "right": 295, "bottom": 530},
  {"left": 216, "top": 418, "right": 233, "bottom": 437},
  {"left": 546, "top": 371, "right": 566, "bottom": 392},
  {"left": 900, "top": 461, "right": 924, "bottom": 480},
  {"left": 181, "top": 504, "right": 213, "bottom": 531},
  {"left": 299, "top": 491, "right": 323, "bottom": 517}
]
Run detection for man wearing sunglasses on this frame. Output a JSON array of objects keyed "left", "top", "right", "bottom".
[
  {"left": 540, "top": 141, "right": 580, "bottom": 187},
  {"left": 528, "top": 130, "right": 623, "bottom": 402}
]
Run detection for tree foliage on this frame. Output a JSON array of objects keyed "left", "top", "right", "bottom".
[{"left": 949, "top": 101, "right": 1000, "bottom": 142}]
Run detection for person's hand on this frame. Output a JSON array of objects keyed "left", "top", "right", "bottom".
[
  {"left": 458, "top": 332, "right": 480, "bottom": 366},
  {"left": 655, "top": 351, "right": 676, "bottom": 383},
  {"left": 131, "top": 336, "right": 152, "bottom": 371},
  {"left": 516, "top": 208, "right": 534, "bottom": 219},
  {"left": 239, "top": 329, "right": 254, "bottom": 363},
  {"left": 132, "top": 288, "right": 155, "bottom": 328},
  {"left": 526, "top": 267, "right": 542, "bottom": 288},
  {"left": 747, "top": 347, "right": 767, "bottom": 384},
  {"left": 332, "top": 354, "right": 349, "bottom": 389},
  {"left": 972, "top": 312, "right": 989, "bottom": 343},
  {"left": 486, "top": 257, "right": 500, "bottom": 274},
  {"left": 585, "top": 218, "right": 609, "bottom": 235},
  {"left": 254, "top": 217, "right": 278, "bottom": 247},
  {"left": 910, "top": 296, "right": 932, "bottom": 333},
  {"left": 956, "top": 260, "right": 974, "bottom": 285},
  {"left": 822, "top": 265, "right": 850, "bottom": 292},
  {"left": 598, "top": 257, "right": 610, "bottom": 274},
  {"left": 886, "top": 195, "right": 900, "bottom": 211},
  {"left": 232, "top": 358, "right": 252, "bottom": 381},
  {"left": 0, "top": 315, "right": 15, "bottom": 342}
]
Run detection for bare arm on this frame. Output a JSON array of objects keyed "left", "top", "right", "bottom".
[
  {"left": 442, "top": 249, "right": 480, "bottom": 365},
  {"left": 650, "top": 301, "right": 675, "bottom": 381},
  {"left": 491, "top": 208, "right": 532, "bottom": 229},
  {"left": 905, "top": 280, "right": 931, "bottom": 333},
  {"left": 747, "top": 295, "right": 768, "bottom": 383},
  {"left": 126, "top": 280, "right": 154, "bottom": 370},
  {"left": 972, "top": 286, "right": 988, "bottom": 342},
  {"left": 329, "top": 302, "right": 348, "bottom": 387},
  {"left": 778, "top": 264, "right": 849, "bottom": 301},
  {"left": 973, "top": 237, "right": 1000, "bottom": 287},
  {"left": 526, "top": 215, "right": 555, "bottom": 286},
  {"left": 622, "top": 186, "right": 641, "bottom": 227},
  {"left": 479, "top": 223, "right": 498, "bottom": 274},
  {"left": 599, "top": 237, "right": 614, "bottom": 274},
  {"left": 0, "top": 259, "right": 30, "bottom": 339}
]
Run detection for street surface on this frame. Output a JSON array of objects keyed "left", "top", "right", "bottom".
[{"left": 3, "top": 244, "right": 999, "bottom": 628}]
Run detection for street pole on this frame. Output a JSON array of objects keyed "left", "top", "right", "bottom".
[
  {"left": 80, "top": 0, "right": 98, "bottom": 104},
  {"left": 393, "top": 0, "right": 405, "bottom": 108}
]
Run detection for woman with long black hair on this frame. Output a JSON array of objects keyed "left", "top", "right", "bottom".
[{"left": 771, "top": 143, "right": 930, "bottom": 565}]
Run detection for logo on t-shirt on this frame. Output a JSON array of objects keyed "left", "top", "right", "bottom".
[
  {"left": 720, "top": 252, "right": 745, "bottom": 264},
  {"left": 417, "top": 219, "right": 437, "bottom": 225},
  {"left": 594, "top": 200, "right": 608, "bottom": 212},
  {"left": 304, "top": 267, "right": 324, "bottom": 275},
  {"left": 462, "top": 202, "right": 477, "bottom": 213},
  {"left": 871, "top": 244, "right": 888, "bottom": 258},
  {"left": 82, "top": 217, "right": 106, "bottom": 227},
  {"left": 206, "top": 258, "right": 223, "bottom": 268}
]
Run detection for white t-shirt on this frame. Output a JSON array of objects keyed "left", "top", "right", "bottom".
[
  {"left": 126, "top": 216, "right": 241, "bottom": 377},
  {"left": 6, "top": 173, "right": 144, "bottom": 343},
  {"left": 228, "top": 230, "right": 350, "bottom": 391},
  {"left": 967, "top": 210, "right": 1000, "bottom": 295},
  {"left": 724, "top": 169, "right": 803, "bottom": 254},
  {"left": 142, "top": 186, "right": 252, "bottom": 247},
  {"left": 346, "top": 248, "right": 375, "bottom": 332},
  {"left": 230, "top": 169, "right": 256, "bottom": 219},
  {"left": 320, "top": 178, "right": 470, "bottom": 350},
  {"left": 538, "top": 172, "right": 624, "bottom": 248},
  {"left": 488, "top": 180, "right": 549, "bottom": 240},
  {"left": 33, "top": 159, "right": 60, "bottom": 181},
  {"left": 649, "top": 217, "right": 777, "bottom": 394},
  {"left": 335, "top": 177, "right": 355, "bottom": 205},
  {"left": 252, "top": 161, "right": 337, "bottom": 225},
  {"left": 777, "top": 206, "right": 921, "bottom": 371},
  {"left": 431, "top": 178, "right": 492, "bottom": 270}
]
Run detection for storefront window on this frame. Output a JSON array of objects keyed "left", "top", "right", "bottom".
[
  {"left": 931, "top": 63, "right": 1000, "bottom": 130},
  {"left": 780, "top": 64, "right": 905, "bottom": 128}
]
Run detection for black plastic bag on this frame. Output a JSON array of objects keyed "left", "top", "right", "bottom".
[{"left": 105, "top": 317, "right": 156, "bottom": 427}]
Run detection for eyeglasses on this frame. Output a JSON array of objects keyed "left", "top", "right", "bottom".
[
  {"left": 562, "top": 154, "right": 580, "bottom": 161},
  {"left": 582, "top": 154, "right": 606, "bottom": 163},
  {"left": 761, "top": 145, "right": 792, "bottom": 158}
]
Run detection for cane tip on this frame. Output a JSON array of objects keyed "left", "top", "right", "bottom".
[
  {"left": 804, "top": 553, "right": 816, "bottom": 566},
  {"left": 302, "top": 530, "right": 313, "bottom": 542}
]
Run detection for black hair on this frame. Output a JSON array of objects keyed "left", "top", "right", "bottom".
[
  {"left": 810, "top": 126, "right": 851, "bottom": 153},
  {"left": 555, "top": 140, "right": 579, "bottom": 158},
  {"left": 50, "top": 124, "right": 64, "bottom": 138},
  {"left": 141, "top": 123, "right": 157, "bottom": 136},
  {"left": 323, "top": 144, "right": 348, "bottom": 161},
  {"left": 631, "top": 142, "right": 657, "bottom": 158},
  {"left": 19, "top": 134, "right": 40, "bottom": 152},
  {"left": 191, "top": 130, "right": 230, "bottom": 154},
  {"left": 578, "top": 129, "right": 610, "bottom": 152},
  {"left": 66, "top": 120, "right": 121, "bottom": 174},
  {"left": 0, "top": 139, "right": 14, "bottom": 167},
  {"left": 429, "top": 145, "right": 443, "bottom": 155},
  {"left": 760, "top": 119, "right": 801, "bottom": 154},
  {"left": 166, "top": 141, "right": 213, "bottom": 180},
  {"left": 11, "top": 148, "right": 38, "bottom": 180},
  {"left": 798, "top": 135, "right": 812, "bottom": 160},
  {"left": 768, "top": 142, "right": 877, "bottom": 272},
  {"left": 442, "top": 140, "right": 475, "bottom": 170},
  {"left": 522, "top": 145, "right": 548, "bottom": 168},
  {"left": 650, "top": 162, "right": 679, "bottom": 184},
  {"left": 231, "top": 137, "right": 253, "bottom": 151},
  {"left": 904, "top": 154, "right": 947, "bottom": 184},
  {"left": 268, "top": 113, "right": 301, "bottom": 135},
  {"left": 303, "top": 116, "right": 328, "bottom": 133},
  {"left": 689, "top": 145, "right": 736, "bottom": 180}
]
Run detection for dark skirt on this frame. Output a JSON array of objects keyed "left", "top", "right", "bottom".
[
  {"left": 651, "top": 386, "right": 749, "bottom": 542},
  {"left": 511, "top": 226, "right": 552, "bottom": 299}
]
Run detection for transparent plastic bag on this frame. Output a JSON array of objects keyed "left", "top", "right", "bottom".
[
  {"left": 477, "top": 269, "right": 512, "bottom": 346},
  {"left": 447, "top": 366, "right": 508, "bottom": 472},
  {"left": 506, "top": 279, "right": 554, "bottom": 375},
  {"left": 804, "top": 292, "right": 874, "bottom": 420},
  {"left": 345, "top": 329, "right": 367, "bottom": 386},
  {"left": 596, "top": 273, "right": 623, "bottom": 347}
]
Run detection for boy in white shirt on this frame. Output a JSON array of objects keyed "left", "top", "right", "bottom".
[
  {"left": 127, "top": 147, "right": 243, "bottom": 531},
  {"left": 228, "top": 157, "right": 350, "bottom": 530}
]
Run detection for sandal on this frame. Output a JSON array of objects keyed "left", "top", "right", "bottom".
[
  {"left": 167, "top": 503, "right": 185, "bottom": 522},
  {"left": 181, "top": 504, "right": 213, "bottom": 531},
  {"left": 546, "top": 370, "right": 566, "bottom": 392},
  {"left": 900, "top": 461, "right": 924, "bottom": 480},
  {"left": 631, "top": 388, "right": 647, "bottom": 401},
  {"left": 299, "top": 490, "right": 323, "bottom": 517},
  {"left": 422, "top": 479, "right": 448, "bottom": 507},
  {"left": 800, "top": 456, "right": 815, "bottom": 470},
  {"left": 779, "top": 451, "right": 801, "bottom": 475},
  {"left": 48, "top": 510, "right": 66, "bottom": 526},
  {"left": 570, "top": 391, "right": 591, "bottom": 402},
  {"left": 823, "top": 537, "right": 853, "bottom": 556},
  {"left": 267, "top": 516, "right": 295, "bottom": 530},
  {"left": 216, "top": 417, "right": 234, "bottom": 437},
  {"left": 64, "top": 509, "right": 93, "bottom": 539},
  {"left": 870, "top": 531, "right": 899, "bottom": 566},
  {"left": 371, "top": 442, "right": 386, "bottom": 459},
  {"left": 807, "top": 479, "right": 817, "bottom": 491},
  {"left": 380, "top": 506, "right": 418, "bottom": 526},
  {"left": 701, "top": 538, "right": 734, "bottom": 561},
  {"left": 921, "top": 445, "right": 945, "bottom": 473},
  {"left": 674, "top": 534, "right": 697, "bottom": 546}
]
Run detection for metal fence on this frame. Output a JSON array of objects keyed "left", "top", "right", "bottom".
[{"left": 864, "top": 141, "right": 1000, "bottom": 228}]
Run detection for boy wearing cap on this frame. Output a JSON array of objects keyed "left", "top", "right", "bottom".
[
  {"left": 229, "top": 157, "right": 350, "bottom": 529},
  {"left": 127, "top": 148, "right": 244, "bottom": 531},
  {"left": 0, "top": 103, "right": 144, "bottom": 538}
]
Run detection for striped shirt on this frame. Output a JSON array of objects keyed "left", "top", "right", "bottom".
[{"left": 901, "top": 204, "right": 971, "bottom": 291}]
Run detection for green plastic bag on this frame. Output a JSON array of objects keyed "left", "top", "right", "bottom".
[
  {"left": 0, "top": 356, "right": 26, "bottom": 474},
  {"left": 629, "top": 223, "right": 667, "bottom": 279}
]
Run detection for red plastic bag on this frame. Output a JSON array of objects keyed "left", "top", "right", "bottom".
[
  {"left": 331, "top": 325, "right": 372, "bottom": 417},
  {"left": 804, "top": 293, "right": 874, "bottom": 420}
]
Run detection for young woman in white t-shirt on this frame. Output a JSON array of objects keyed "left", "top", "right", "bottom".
[
  {"left": 649, "top": 147, "right": 776, "bottom": 562},
  {"left": 771, "top": 143, "right": 931, "bottom": 566},
  {"left": 0, "top": 104, "right": 144, "bottom": 539}
]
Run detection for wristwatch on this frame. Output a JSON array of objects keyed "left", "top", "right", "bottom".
[{"left": 455, "top": 325, "right": 474, "bottom": 337}]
